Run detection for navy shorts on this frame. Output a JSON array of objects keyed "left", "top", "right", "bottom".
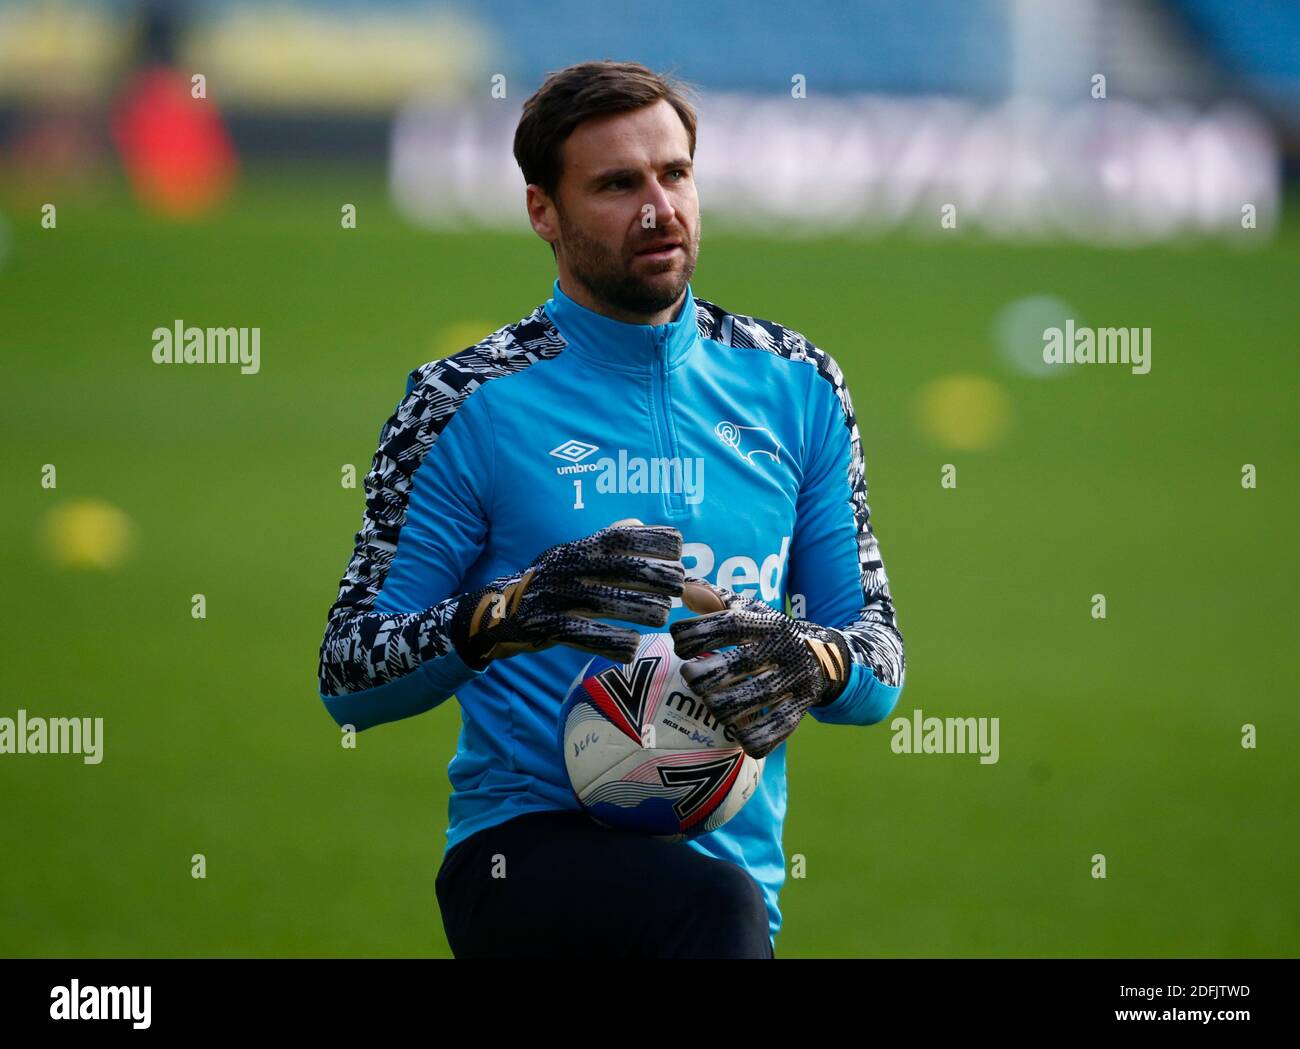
[{"left": 435, "top": 809, "right": 774, "bottom": 959}]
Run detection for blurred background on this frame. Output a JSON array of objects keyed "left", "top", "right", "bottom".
[{"left": 1, "top": 0, "right": 1296, "bottom": 957}]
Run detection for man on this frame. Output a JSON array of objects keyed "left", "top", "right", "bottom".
[{"left": 317, "top": 60, "right": 905, "bottom": 958}]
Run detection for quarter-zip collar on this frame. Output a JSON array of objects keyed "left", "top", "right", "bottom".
[{"left": 544, "top": 277, "right": 698, "bottom": 373}]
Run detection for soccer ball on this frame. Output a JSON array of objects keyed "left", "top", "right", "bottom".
[{"left": 558, "top": 632, "right": 765, "bottom": 841}]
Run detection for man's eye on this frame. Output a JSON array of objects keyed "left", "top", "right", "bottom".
[
  {"left": 605, "top": 178, "right": 630, "bottom": 190},
  {"left": 667, "top": 170, "right": 685, "bottom": 181}
]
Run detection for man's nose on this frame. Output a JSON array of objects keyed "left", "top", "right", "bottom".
[{"left": 641, "top": 179, "right": 677, "bottom": 228}]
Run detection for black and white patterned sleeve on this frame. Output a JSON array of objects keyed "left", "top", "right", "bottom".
[
  {"left": 316, "top": 359, "right": 492, "bottom": 730},
  {"left": 792, "top": 348, "right": 905, "bottom": 725}
]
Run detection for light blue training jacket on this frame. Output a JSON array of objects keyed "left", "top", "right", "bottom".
[{"left": 317, "top": 278, "right": 906, "bottom": 948}]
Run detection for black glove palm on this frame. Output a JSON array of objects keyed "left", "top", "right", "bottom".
[
  {"left": 670, "top": 578, "right": 852, "bottom": 759},
  {"left": 449, "top": 519, "right": 684, "bottom": 669}
]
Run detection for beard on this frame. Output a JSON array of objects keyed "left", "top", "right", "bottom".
[{"left": 556, "top": 208, "right": 699, "bottom": 317}]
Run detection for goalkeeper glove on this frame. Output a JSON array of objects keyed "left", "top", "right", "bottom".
[
  {"left": 669, "top": 578, "right": 852, "bottom": 759},
  {"left": 449, "top": 518, "right": 684, "bottom": 670}
]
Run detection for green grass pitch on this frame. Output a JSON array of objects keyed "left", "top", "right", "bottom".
[{"left": 1, "top": 168, "right": 1296, "bottom": 956}]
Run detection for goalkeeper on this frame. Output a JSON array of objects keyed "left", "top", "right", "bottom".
[{"left": 317, "top": 60, "right": 905, "bottom": 958}]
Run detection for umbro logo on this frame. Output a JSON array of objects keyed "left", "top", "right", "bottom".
[{"left": 549, "top": 439, "right": 599, "bottom": 463}]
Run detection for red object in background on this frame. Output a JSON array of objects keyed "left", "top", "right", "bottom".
[{"left": 111, "top": 66, "right": 237, "bottom": 218}]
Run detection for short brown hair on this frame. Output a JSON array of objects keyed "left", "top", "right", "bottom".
[{"left": 513, "top": 60, "right": 698, "bottom": 202}]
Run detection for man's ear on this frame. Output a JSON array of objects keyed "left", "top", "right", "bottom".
[{"left": 525, "top": 184, "right": 559, "bottom": 248}]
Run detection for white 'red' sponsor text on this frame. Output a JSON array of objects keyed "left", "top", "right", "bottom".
[{"left": 678, "top": 536, "right": 790, "bottom": 605}]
